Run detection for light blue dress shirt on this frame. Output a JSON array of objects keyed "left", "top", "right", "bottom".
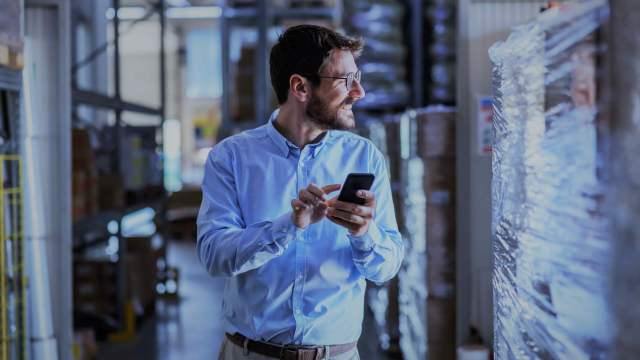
[{"left": 196, "top": 109, "right": 404, "bottom": 346}]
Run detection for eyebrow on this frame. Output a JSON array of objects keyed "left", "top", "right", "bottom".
[{"left": 327, "top": 70, "right": 359, "bottom": 77}]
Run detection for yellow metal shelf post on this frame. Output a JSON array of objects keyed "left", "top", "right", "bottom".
[{"left": 0, "top": 155, "right": 26, "bottom": 360}]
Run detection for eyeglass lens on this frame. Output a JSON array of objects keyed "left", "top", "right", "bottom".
[{"left": 347, "top": 71, "right": 361, "bottom": 90}]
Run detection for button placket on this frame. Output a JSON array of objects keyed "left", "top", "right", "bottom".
[{"left": 292, "top": 153, "right": 306, "bottom": 341}]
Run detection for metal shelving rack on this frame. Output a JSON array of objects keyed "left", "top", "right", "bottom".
[
  {"left": 0, "top": 66, "right": 27, "bottom": 360},
  {"left": 219, "top": 0, "right": 342, "bottom": 129},
  {"left": 71, "top": 0, "right": 167, "bottom": 329}
]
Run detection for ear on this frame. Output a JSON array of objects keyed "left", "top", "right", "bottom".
[{"left": 289, "top": 74, "right": 311, "bottom": 103}]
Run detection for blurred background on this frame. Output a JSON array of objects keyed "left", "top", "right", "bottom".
[{"left": 0, "top": 0, "right": 638, "bottom": 359}]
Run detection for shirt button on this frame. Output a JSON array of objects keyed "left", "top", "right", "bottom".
[{"left": 295, "top": 309, "right": 301, "bottom": 314}]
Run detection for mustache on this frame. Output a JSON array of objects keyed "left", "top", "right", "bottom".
[{"left": 341, "top": 98, "right": 356, "bottom": 106}]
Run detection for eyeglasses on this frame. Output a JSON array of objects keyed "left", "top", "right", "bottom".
[{"left": 312, "top": 70, "right": 362, "bottom": 91}]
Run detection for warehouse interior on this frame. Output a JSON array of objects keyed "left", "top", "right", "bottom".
[{"left": 0, "top": 0, "right": 638, "bottom": 359}]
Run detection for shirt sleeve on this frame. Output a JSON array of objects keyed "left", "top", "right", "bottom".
[
  {"left": 196, "top": 143, "right": 303, "bottom": 277},
  {"left": 348, "top": 148, "right": 405, "bottom": 283}
]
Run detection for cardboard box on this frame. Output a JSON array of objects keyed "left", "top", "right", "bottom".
[
  {"left": 391, "top": 189, "right": 405, "bottom": 234},
  {"left": 423, "top": 158, "right": 455, "bottom": 199},
  {"left": 98, "top": 174, "right": 125, "bottom": 210},
  {"left": 427, "top": 244, "right": 455, "bottom": 297},
  {"left": 384, "top": 119, "right": 402, "bottom": 182},
  {"left": 72, "top": 128, "right": 95, "bottom": 170},
  {"left": 0, "top": 0, "right": 23, "bottom": 69},
  {"left": 125, "top": 236, "right": 165, "bottom": 309},
  {"left": 426, "top": 204, "right": 455, "bottom": 247},
  {"left": 73, "top": 171, "right": 87, "bottom": 221},
  {"left": 417, "top": 111, "right": 455, "bottom": 158},
  {"left": 73, "top": 260, "right": 118, "bottom": 316},
  {"left": 86, "top": 168, "right": 99, "bottom": 215},
  {"left": 427, "top": 297, "right": 456, "bottom": 344}
]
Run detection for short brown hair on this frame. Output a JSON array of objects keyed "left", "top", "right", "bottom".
[{"left": 269, "top": 25, "right": 363, "bottom": 104}]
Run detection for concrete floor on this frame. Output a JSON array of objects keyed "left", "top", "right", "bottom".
[{"left": 97, "top": 240, "right": 394, "bottom": 359}]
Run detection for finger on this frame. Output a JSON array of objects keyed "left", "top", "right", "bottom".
[
  {"left": 331, "top": 201, "right": 373, "bottom": 218},
  {"left": 299, "top": 189, "right": 321, "bottom": 205},
  {"left": 327, "top": 215, "right": 359, "bottom": 232},
  {"left": 322, "top": 184, "right": 342, "bottom": 194},
  {"left": 307, "top": 183, "right": 327, "bottom": 201},
  {"left": 291, "top": 199, "right": 309, "bottom": 211},
  {"left": 327, "top": 208, "right": 366, "bottom": 225},
  {"left": 325, "top": 196, "right": 338, "bottom": 207},
  {"left": 356, "top": 190, "right": 376, "bottom": 206}
]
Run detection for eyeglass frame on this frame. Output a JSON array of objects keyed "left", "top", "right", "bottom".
[{"left": 302, "top": 70, "right": 362, "bottom": 91}]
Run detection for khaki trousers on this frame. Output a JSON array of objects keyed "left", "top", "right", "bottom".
[{"left": 217, "top": 338, "right": 360, "bottom": 360}]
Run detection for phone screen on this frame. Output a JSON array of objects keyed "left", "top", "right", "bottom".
[{"left": 337, "top": 173, "right": 375, "bottom": 205}]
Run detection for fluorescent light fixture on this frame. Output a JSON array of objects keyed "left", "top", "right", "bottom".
[
  {"left": 166, "top": 6, "right": 222, "bottom": 19},
  {"left": 106, "top": 6, "right": 222, "bottom": 20},
  {"left": 106, "top": 6, "right": 147, "bottom": 21},
  {"left": 167, "top": 0, "right": 191, "bottom": 6}
]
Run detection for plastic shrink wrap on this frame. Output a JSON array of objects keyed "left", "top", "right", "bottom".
[
  {"left": 344, "top": 0, "right": 409, "bottom": 109},
  {"left": 609, "top": 1, "right": 640, "bottom": 357},
  {"left": 489, "top": 0, "right": 611, "bottom": 358},
  {"left": 360, "top": 117, "right": 401, "bottom": 354},
  {"left": 397, "top": 112, "right": 427, "bottom": 360},
  {"left": 360, "top": 107, "right": 456, "bottom": 359}
]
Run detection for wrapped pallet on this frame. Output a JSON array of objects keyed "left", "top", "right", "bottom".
[
  {"left": 416, "top": 107, "right": 456, "bottom": 302},
  {"left": 361, "top": 107, "right": 456, "bottom": 359},
  {"left": 395, "top": 111, "right": 427, "bottom": 360},
  {"left": 490, "top": 1, "right": 612, "bottom": 358},
  {"left": 361, "top": 115, "right": 403, "bottom": 355},
  {"left": 610, "top": 0, "right": 640, "bottom": 357},
  {"left": 344, "top": 0, "right": 410, "bottom": 110}
]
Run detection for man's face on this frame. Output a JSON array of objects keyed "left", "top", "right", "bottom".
[{"left": 305, "top": 50, "right": 366, "bottom": 130}]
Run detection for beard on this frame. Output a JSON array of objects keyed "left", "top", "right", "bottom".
[{"left": 305, "top": 93, "right": 355, "bottom": 131}]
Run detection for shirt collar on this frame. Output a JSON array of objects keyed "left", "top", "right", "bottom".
[{"left": 266, "top": 109, "right": 331, "bottom": 159}]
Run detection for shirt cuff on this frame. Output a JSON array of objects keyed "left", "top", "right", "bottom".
[
  {"left": 271, "top": 212, "right": 304, "bottom": 247},
  {"left": 348, "top": 221, "right": 383, "bottom": 259}
]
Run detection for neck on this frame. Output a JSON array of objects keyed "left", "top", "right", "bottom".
[{"left": 274, "top": 103, "right": 327, "bottom": 148}]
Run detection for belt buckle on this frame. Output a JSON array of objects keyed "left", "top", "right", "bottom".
[
  {"left": 279, "top": 343, "right": 319, "bottom": 360},
  {"left": 279, "top": 343, "right": 298, "bottom": 360}
]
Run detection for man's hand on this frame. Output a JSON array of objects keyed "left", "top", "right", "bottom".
[
  {"left": 291, "top": 183, "right": 342, "bottom": 229},
  {"left": 326, "top": 190, "right": 375, "bottom": 237}
]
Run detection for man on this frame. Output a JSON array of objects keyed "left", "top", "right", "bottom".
[{"left": 197, "top": 25, "right": 404, "bottom": 360}]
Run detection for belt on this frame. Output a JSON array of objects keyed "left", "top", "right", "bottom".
[{"left": 225, "top": 333, "right": 357, "bottom": 360}]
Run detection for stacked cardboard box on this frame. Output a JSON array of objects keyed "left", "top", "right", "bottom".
[
  {"left": 74, "top": 235, "right": 165, "bottom": 319},
  {"left": 0, "top": 0, "right": 23, "bottom": 70},
  {"left": 117, "top": 126, "right": 164, "bottom": 204},
  {"left": 126, "top": 236, "right": 165, "bottom": 312},
  {"left": 232, "top": 46, "right": 256, "bottom": 122},
  {"left": 72, "top": 128, "right": 100, "bottom": 220},
  {"left": 73, "top": 260, "right": 119, "bottom": 316},
  {"left": 344, "top": 1, "right": 410, "bottom": 110},
  {"left": 98, "top": 174, "right": 125, "bottom": 210},
  {"left": 165, "top": 188, "right": 202, "bottom": 241},
  {"left": 417, "top": 107, "right": 456, "bottom": 359},
  {"left": 425, "top": 0, "right": 456, "bottom": 104}
]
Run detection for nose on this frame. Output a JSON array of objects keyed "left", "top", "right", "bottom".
[{"left": 349, "top": 79, "right": 365, "bottom": 100}]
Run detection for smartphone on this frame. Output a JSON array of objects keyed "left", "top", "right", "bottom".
[{"left": 337, "top": 173, "right": 375, "bottom": 205}]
